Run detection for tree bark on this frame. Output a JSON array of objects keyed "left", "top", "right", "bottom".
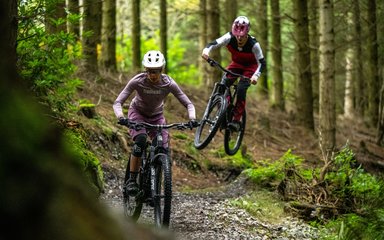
[
  {"left": 1, "top": 0, "right": 19, "bottom": 88},
  {"left": 66, "top": 0, "right": 80, "bottom": 37},
  {"left": 309, "top": 0, "right": 319, "bottom": 113},
  {"left": 367, "top": 0, "right": 379, "bottom": 127},
  {"left": 199, "top": 0, "right": 208, "bottom": 88},
  {"left": 160, "top": 0, "right": 167, "bottom": 72},
  {"left": 81, "top": 0, "right": 100, "bottom": 73},
  {"left": 294, "top": 0, "right": 314, "bottom": 130},
  {"left": 256, "top": 0, "right": 269, "bottom": 99},
  {"left": 319, "top": 0, "right": 336, "bottom": 160},
  {"left": 270, "top": 0, "right": 284, "bottom": 110},
  {"left": 100, "top": 0, "right": 117, "bottom": 72},
  {"left": 352, "top": 0, "right": 364, "bottom": 116},
  {"left": 343, "top": 11, "right": 354, "bottom": 119},
  {"left": 131, "top": 0, "right": 141, "bottom": 73},
  {"left": 224, "top": 0, "right": 237, "bottom": 30},
  {"left": 206, "top": 0, "right": 221, "bottom": 87},
  {"left": 45, "top": 0, "right": 66, "bottom": 34}
]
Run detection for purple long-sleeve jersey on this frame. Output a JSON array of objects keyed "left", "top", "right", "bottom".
[{"left": 113, "top": 72, "right": 196, "bottom": 120}]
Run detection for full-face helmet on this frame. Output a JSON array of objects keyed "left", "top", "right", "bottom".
[
  {"left": 142, "top": 50, "right": 166, "bottom": 69},
  {"left": 231, "top": 16, "right": 250, "bottom": 37}
]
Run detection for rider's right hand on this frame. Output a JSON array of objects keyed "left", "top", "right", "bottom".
[
  {"left": 118, "top": 117, "right": 129, "bottom": 125},
  {"left": 250, "top": 75, "right": 258, "bottom": 85},
  {"left": 187, "top": 119, "right": 199, "bottom": 129}
]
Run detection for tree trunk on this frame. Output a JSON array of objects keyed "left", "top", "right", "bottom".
[
  {"left": 353, "top": 0, "right": 364, "bottom": 116},
  {"left": 319, "top": 0, "right": 336, "bottom": 160},
  {"left": 81, "top": 0, "right": 99, "bottom": 73},
  {"left": 131, "top": 0, "right": 141, "bottom": 73},
  {"left": 206, "top": 0, "right": 221, "bottom": 87},
  {"left": 199, "top": 0, "right": 208, "bottom": 88},
  {"left": 294, "top": 0, "right": 314, "bottom": 130},
  {"left": 45, "top": 0, "right": 66, "bottom": 34},
  {"left": 367, "top": 0, "right": 379, "bottom": 127},
  {"left": 66, "top": 0, "right": 80, "bottom": 37},
  {"left": 1, "top": 0, "right": 19, "bottom": 88},
  {"left": 309, "top": 0, "right": 319, "bottom": 113},
  {"left": 224, "top": 0, "right": 237, "bottom": 30},
  {"left": 256, "top": 0, "right": 269, "bottom": 99},
  {"left": 377, "top": 81, "right": 384, "bottom": 145},
  {"left": 270, "top": 0, "right": 284, "bottom": 111},
  {"left": 343, "top": 11, "right": 354, "bottom": 119},
  {"left": 100, "top": 0, "right": 117, "bottom": 72},
  {"left": 160, "top": 0, "right": 167, "bottom": 73}
]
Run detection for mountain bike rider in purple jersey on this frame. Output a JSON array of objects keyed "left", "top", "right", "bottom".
[
  {"left": 202, "top": 16, "right": 266, "bottom": 131},
  {"left": 113, "top": 50, "right": 197, "bottom": 195}
]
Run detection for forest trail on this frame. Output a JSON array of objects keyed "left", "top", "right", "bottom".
[
  {"left": 78, "top": 70, "right": 383, "bottom": 239},
  {"left": 100, "top": 170, "right": 319, "bottom": 239}
]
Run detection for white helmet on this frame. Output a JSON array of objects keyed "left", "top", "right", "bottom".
[{"left": 142, "top": 50, "right": 166, "bottom": 68}]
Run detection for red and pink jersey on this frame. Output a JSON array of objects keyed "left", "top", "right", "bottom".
[{"left": 203, "top": 32, "right": 265, "bottom": 78}]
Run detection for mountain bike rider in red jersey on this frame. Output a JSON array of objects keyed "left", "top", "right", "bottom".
[
  {"left": 202, "top": 16, "right": 266, "bottom": 131},
  {"left": 113, "top": 50, "right": 197, "bottom": 196}
]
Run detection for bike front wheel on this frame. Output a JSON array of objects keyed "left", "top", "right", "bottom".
[
  {"left": 224, "top": 111, "right": 246, "bottom": 156},
  {"left": 194, "top": 95, "right": 226, "bottom": 149},
  {"left": 123, "top": 157, "right": 143, "bottom": 221},
  {"left": 152, "top": 154, "right": 172, "bottom": 227}
]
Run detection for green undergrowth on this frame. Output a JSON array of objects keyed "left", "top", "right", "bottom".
[
  {"left": 244, "top": 149, "right": 303, "bottom": 187},
  {"left": 63, "top": 129, "right": 104, "bottom": 195},
  {"left": 230, "top": 190, "right": 287, "bottom": 224},
  {"left": 238, "top": 147, "right": 384, "bottom": 239}
]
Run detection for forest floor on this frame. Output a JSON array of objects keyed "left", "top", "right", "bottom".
[{"left": 75, "top": 70, "right": 384, "bottom": 238}]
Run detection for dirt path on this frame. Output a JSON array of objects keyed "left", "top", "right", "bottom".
[{"left": 100, "top": 167, "right": 319, "bottom": 240}]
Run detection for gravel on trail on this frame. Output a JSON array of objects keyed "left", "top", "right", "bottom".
[{"left": 100, "top": 170, "right": 320, "bottom": 240}]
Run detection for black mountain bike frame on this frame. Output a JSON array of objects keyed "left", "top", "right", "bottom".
[
  {"left": 120, "top": 120, "right": 193, "bottom": 227},
  {"left": 194, "top": 58, "right": 250, "bottom": 155}
]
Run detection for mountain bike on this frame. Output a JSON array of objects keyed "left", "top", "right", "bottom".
[
  {"left": 118, "top": 120, "right": 195, "bottom": 228},
  {"left": 194, "top": 58, "right": 250, "bottom": 155}
]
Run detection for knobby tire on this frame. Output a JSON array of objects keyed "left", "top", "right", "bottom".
[
  {"left": 224, "top": 111, "right": 246, "bottom": 156},
  {"left": 153, "top": 154, "right": 172, "bottom": 227},
  {"left": 123, "top": 157, "right": 143, "bottom": 221},
  {"left": 194, "top": 95, "right": 226, "bottom": 149}
]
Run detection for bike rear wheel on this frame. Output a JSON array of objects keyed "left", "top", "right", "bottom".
[
  {"left": 224, "top": 111, "right": 246, "bottom": 155},
  {"left": 152, "top": 154, "right": 172, "bottom": 227},
  {"left": 123, "top": 157, "right": 143, "bottom": 221},
  {"left": 194, "top": 95, "right": 226, "bottom": 149}
]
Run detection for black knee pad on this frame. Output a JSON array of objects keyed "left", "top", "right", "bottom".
[{"left": 132, "top": 134, "right": 147, "bottom": 157}]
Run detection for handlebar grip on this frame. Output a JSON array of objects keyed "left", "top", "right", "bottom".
[{"left": 206, "top": 58, "right": 215, "bottom": 67}]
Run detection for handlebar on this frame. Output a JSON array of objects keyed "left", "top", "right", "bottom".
[
  {"left": 205, "top": 58, "right": 250, "bottom": 81},
  {"left": 118, "top": 119, "right": 199, "bottom": 131}
]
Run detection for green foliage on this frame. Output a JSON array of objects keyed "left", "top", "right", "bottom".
[
  {"left": 245, "top": 149, "right": 303, "bottom": 186},
  {"left": 77, "top": 98, "right": 96, "bottom": 108},
  {"left": 62, "top": 129, "right": 104, "bottom": 194},
  {"left": 325, "top": 147, "right": 382, "bottom": 209},
  {"left": 17, "top": 2, "right": 83, "bottom": 113},
  {"left": 319, "top": 211, "right": 384, "bottom": 240},
  {"left": 224, "top": 150, "right": 253, "bottom": 169},
  {"left": 244, "top": 159, "right": 284, "bottom": 186},
  {"left": 230, "top": 190, "right": 286, "bottom": 224}
]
